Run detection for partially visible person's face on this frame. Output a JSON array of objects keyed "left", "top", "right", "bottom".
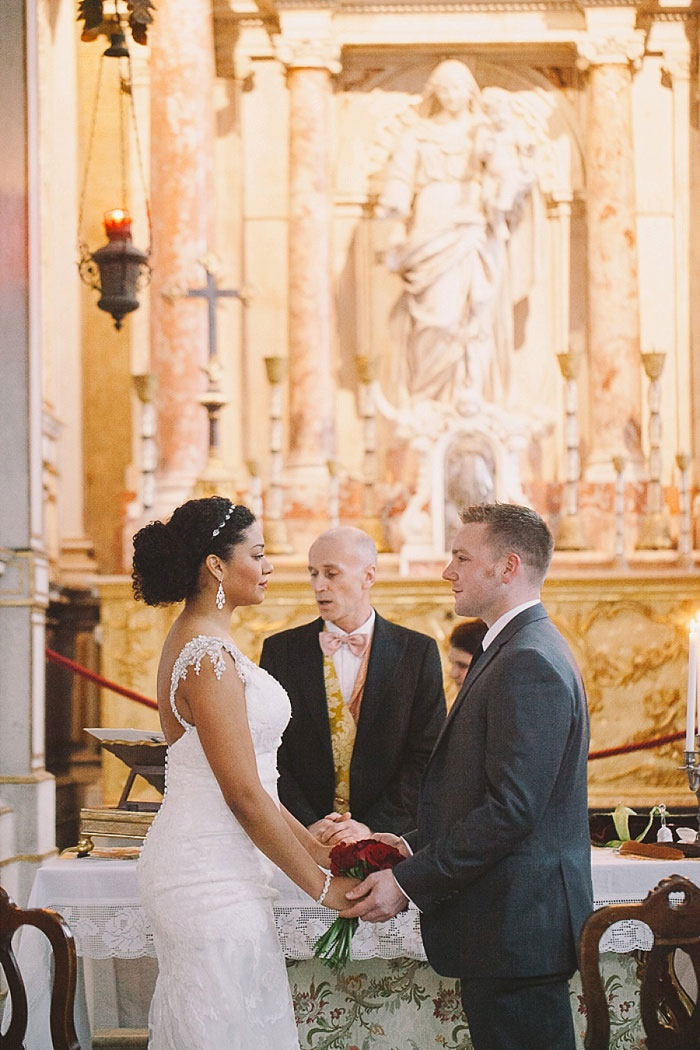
[
  {"left": 308, "top": 535, "right": 375, "bottom": 633},
  {"left": 222, "top": 521, "right": 273, "bottom": 607},
  {"left": 442, "top": 523, "right": 503, "bottom": 622},
  {"left": 447, "top": 647, "right": 473, "bottom": 690}
]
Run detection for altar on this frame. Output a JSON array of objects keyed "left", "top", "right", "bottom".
[{"left": 6, "top": 848, "right": 698, "bottom": 1050}]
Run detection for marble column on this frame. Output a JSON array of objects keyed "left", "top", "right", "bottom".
[
  {"left": 0, "top": 0, "right": 55, "bottom": 904},
  {"left": 661, "top": 45, "right": 693, "bottom": 459},
  {"left": 38, "top": 0, "right": 95, "bottom": 583},
  {"left": 279, "top": 39, "right": 339, "bottom": 475},
  {"left": 149, "top": 0, "right": 216, "bottom": 515},
  {"left": 577, "top": 22, "right": 645, "bottom": 478}
]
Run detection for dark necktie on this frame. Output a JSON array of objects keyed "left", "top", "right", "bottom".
[{"left": 466, "top": 642, "right": 485, "bottom": 677}]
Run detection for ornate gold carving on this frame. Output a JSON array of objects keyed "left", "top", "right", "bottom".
[
  {"left": 99, "top": 574, "right": 700, "bottom": 809},
  {"left": 273, "top": 35, "right": 341, "bottom": 74},
  {"left": 575, "top": 32, "right": 645, "bottom": 71},
  {"left": 661, "top": 52, "right": 692, "bottom": 83}
]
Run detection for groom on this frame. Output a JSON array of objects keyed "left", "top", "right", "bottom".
[{"left": 342, "top": 503, "right": 593, "bottom": 1050}]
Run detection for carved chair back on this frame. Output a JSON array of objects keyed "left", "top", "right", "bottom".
[
  {"left": 0, "top": 884, "right": 80, "bottom": 1050},
  {"left": 579, "top": 874, "right": 700, "bottom": 1050}
]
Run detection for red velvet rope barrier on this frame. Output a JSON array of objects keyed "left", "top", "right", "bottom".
[
  {"left": 45, "top": 646, "right": 687, "bottom": 758},
  {"left": 588, "top": 730, "right": 685, "bottom": 760},
  {"left": 45, "top": 648, "right": 158, "bottom": 710}
]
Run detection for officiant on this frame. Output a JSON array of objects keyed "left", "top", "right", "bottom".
[{"left": 260, "top": 527, "right": 445, "bottom": 844}]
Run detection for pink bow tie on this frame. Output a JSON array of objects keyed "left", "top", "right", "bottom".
[{"left": 319, "top": 631, "right": 370, "bottom": 658}]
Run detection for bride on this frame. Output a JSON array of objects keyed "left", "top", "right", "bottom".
[{"left": 132, "top": 497, "right": 358, "bottom": 1050}]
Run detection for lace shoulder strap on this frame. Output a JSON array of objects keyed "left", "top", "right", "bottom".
[{"left": 169, "top": 635, "right": 244, "bottom": 731}]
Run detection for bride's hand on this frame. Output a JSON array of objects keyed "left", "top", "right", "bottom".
[{"left": 323, "top": 875, "right": 363, "bottom": 912}]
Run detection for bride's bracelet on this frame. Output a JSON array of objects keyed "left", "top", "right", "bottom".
[{"left": 315, "top": 869, "right": 333, "bottom": 906}]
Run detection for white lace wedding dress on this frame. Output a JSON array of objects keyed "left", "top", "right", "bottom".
[{"left": 137, "top": 635, "right": 301, "bottom": 1050}]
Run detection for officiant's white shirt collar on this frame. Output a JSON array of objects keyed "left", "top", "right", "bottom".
[
  {"left": 482, "top": 600, "right": 540, "bottom": 650},
  {"left": 323, "top": 609, "right": 375, "bottom": 636}
]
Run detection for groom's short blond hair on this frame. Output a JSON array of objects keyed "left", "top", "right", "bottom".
[{"left": 460, "top": 503, "right": 554, "bottom": 582}]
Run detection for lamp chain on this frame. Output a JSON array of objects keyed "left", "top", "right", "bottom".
[
  {"left": 119, "top": 70, "right": 128, "bottom": 210},
  {"left": 77, "top": 58, "right": 105, "bottom": 244},
  {"left": 126, "top": 49, "right": 152, "bottom": 253}
]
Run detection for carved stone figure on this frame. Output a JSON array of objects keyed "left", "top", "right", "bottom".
[{"left": 376, "top": 61, "right": 536, "bottom": 409}]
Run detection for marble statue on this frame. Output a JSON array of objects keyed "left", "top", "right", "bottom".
[{"left": 376, "top": 61, "right": 536, "bottom": 409}]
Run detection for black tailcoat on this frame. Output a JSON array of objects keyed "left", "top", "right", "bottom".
[{"left": 260, "top": 613, "right": 446, "bottom": 834}]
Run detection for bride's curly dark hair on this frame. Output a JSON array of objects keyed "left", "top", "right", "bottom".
[{"left": 132, "top": 497, "right": 255, "bottom": 606}]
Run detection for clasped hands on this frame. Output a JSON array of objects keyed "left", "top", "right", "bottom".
[
  {"left": 309, "top": 811, "right": 371, "bottom": 847},
  {"left": 311, "top": 815, "right": 411, "bottom": 924}
]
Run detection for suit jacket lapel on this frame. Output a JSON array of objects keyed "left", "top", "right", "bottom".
[{"left": 430, "top": 603, "right": 549, "bottom": 757}]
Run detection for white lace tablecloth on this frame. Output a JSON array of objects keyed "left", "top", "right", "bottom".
[
  {"left": 24, "top": 847, "right": 700, "bottom": 959},
  {"left": 6, "top": 847, "right": 700, "bottom": 1050},
  {"left": 24, "top": 858, "right": 427, "bottom": 961}
]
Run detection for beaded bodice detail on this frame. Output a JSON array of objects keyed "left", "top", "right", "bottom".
[{"left": 167, "top": 635, "right": 289, "bottom": 757}]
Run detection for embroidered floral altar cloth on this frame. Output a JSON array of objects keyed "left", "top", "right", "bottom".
[{"left": 11, "top": 850, "right": 696, "bottom": 1050}]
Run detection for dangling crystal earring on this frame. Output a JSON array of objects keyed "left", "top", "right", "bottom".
[{"left": 216, "top": 582, "right": 226, "bottom": 610}]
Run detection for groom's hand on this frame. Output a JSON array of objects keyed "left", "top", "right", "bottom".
[{"left": 339, "top": 869, "right": 408, "bottom": 923}]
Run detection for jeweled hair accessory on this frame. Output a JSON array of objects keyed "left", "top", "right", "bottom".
[{"left": 212, "top": 503, "right": 237, "bottom": 538}]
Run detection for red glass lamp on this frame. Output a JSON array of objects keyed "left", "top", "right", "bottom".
[{"left": 80, "top": 209, "right": 150, "bottom": 330}]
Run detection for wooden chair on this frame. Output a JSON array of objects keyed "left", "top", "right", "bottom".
[
  {"left": 579, "top": 874, "right": 700, "bottom": 1050},
  {"left": 0, "top": 884, "right": 80, "bottom": 1050}
]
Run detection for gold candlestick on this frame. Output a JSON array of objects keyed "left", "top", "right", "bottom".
[
  {"left": 636, "top": 352, "right": 673, "bottom": 550},
  {"left": 245, "top": 459, "right": 264, "bottom": 521},
  {"left": 355, "top": 354, "right": 387, "bottom": 550},
  {"left": 555, "top": 350, "right": 587, "bottom": 550},
  {"left": 612, "top": 455, "right": 626, "bottom": 565},
  {"left": 263, "top": 356, "right": 293, "bottom": 553},
  {"left": 133, "top": 373, "right": 158, "bottom": 512},
  {"left": 327, "top": 460, "right": 341, "bottom": 529},
  {"left": 676, "top": 453, "right": 692, "bottom": 566}
]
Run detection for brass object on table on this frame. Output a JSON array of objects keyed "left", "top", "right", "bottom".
[
  {"left": 78, "top": 807, "right": 155, "bottom": 855},
  {"left": 78, "top": 731, "right": 166, "bottom": 855}
]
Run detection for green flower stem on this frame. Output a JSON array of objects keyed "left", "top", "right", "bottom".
[{"left": 314, "top": 917, "right": 359, "bottom": 970}]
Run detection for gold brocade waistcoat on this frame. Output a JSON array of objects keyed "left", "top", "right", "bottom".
[{"left": 323, "top": 656, "right": 357, "bottom": 814}]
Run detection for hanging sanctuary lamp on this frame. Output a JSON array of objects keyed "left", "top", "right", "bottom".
[{"left": 77, "top": 2, "right": 155, "bottom": 330}]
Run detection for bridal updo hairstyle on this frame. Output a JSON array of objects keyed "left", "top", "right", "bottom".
[{"left": 132, "top": 497, "right": 255, "bottom": 607}]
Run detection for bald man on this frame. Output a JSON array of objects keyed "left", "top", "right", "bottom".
[{"left": 260, "top": 527, "right": 446, "bottom": 843}]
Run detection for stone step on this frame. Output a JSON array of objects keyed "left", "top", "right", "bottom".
[{"left": 93, "top": 1028, "right": 148, "bottom": 1049}]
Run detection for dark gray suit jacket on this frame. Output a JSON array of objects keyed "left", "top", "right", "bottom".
[
  {"left": 396, "top": 603, "right": 593, "bottom": 979},
  {"left": 259, "top": 613, "right": 446, "bottom": 834}
]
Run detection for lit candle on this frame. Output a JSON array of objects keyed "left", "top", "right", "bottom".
[
  {"left": 103, "top": 208, "right": 132, "bottom": 239},
  {"left": 687, "top": 616, "right": 699, "bottom": 751}
]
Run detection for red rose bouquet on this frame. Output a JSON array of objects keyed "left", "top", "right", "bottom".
[{"left": 313, "top": 838, "right": 405, "bottom": 970}]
